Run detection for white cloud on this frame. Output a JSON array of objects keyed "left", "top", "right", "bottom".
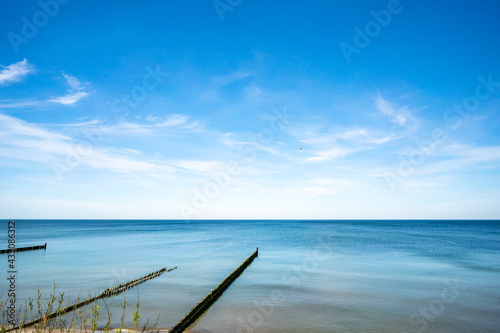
[
  {"left": 303, "top": 147, "right": 352, "bottom": 163},
  {"left": 63, "top": 119, "right": 101, "bottom": 127},
  {"left": 332, "top": 128, "right": 397, "bottom": 145},
  {"left": 62, "top": 73, "right": 82, "bottom": 91},
  {"left": 0, "top": 113, "right": 163, "bottom": 174},
  {"left": 245, "top": 85, "right": 263, "bottom": 98},
  {"left": 416, "top": 145, "right": 500, "bottom": 176},
  {"left": 0, "top": 112, "right": 69, "bottom": 142},
  {"left": 0, "top": 67, "right": 91, "bottom": 107},
  {"left": 287, "top": 123, "right": 395, "bottom": 163},
  {"left": 376, "top": 94, "right": 413, "bottom": 126},
  {"left": 102, "top": 113, "right": 206, "bottom": 133},
  {"left": 46, "top": 113, "right": 207, "bottom": 138},
  {"left": 0, "top": 100, "right": 45, "bottom": 109},
  {"left": 0, "top": 113, "right": 222, "bottom": 178},
  {"left": 145, "top": 113, "right": 205, "bottom": 129},
  {"left": 290, "top": 124, "right": 332, "bottom": 145},
  {"left": 0, "top": 59, "right": 34, "bottom": 85},
  {"left": 50, "top": 73, "right": 90, "bottom": 105},
  {"left": 50, "top": 91, "right": 90, "bottom": 105},
  {"left": 211, "top": 72, "right": 252, "bottom": 86},
  {"left": 217, "top": 130, "right": 287, "bottom": 160},
  {"left": 147, "top": 113, "right": 188, "bottom": 126},
  {"left": 289, "top": 122, "right": 398, "bottom": 147}
]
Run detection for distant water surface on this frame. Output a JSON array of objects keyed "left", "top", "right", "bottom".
[{"left": 1, "top": 220, "right": 499, "bottom": 332}]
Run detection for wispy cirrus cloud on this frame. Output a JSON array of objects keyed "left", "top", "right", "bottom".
[
  {"left": 0, "top": 112, "right": 219, "bottom": 178},
  {"left": 62, "top": 73, "right": 83, "bottom": 91},
  {"left": 375, "top": 94, "right": 414, "bottom": 126},
  {"left": 0, "top": 100, "right": 46, "bottom": 109},
  {"left": 49, "top": 91, "right": 90, "bottom": 105},
  {"left": 286, "top": 121, "right": 398, "bottom": 163},
  {"left": 211, "top": 72, "right": 252, "bottom": 86},
  {"left": 49, "top": 73, "right": 90, "bottom": 105},
  {"left": 0, "top": 113, "right": 157, "bottom": 172},
  {"left": 0, "top": 112, "right": 69, "bottom": 142},
  {"left": 331, "top": 128, "right": 397, "bottom": 145},
  {"left": 290, "top": 123, "right": 397, "bottom": 146},
  {"left": 0, "top": 59, "right": 34, "bottom": 85},
  {"left": 303, "top": 146, "right": 356, "bottom": 163},
  {"left": 82, "top": 113, "right": 207, "bottom": 135},
  {"left": 146, "top": 113, "right": 205, "bottom": 130},
  {"left": 47, "top": 113, "right": 208, "bottom": 142},
  {"left": 408, "top": 144, "right": 500, "bottom": 177},
  {"left": 0, "top": 67, "right": 90, "bottom": 108}
]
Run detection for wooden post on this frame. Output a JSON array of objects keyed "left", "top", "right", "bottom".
[{"left": 168, "top": 249, "right": 258, "bottom": 333}]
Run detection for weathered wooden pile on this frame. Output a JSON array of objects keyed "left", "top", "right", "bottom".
[
  {"left": 168, "top": 248, "right": 258, "bottom": 333},
  {"left": 0, "top": 243, "right": 46, "bottom": 254},
  {"left": 101, "top": 267, "right": 167, "bottom": 297}
]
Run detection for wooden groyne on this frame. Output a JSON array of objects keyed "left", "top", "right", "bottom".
[
  {"left": 101, "top": 267, "right": 167, "bottom": 297},
  {"left": 6, "top": 266, "right": 175, "bottom": 332},
  {"left": 168, "top": 248, "right": 258, "bottom": 333},
  {"left": 0, "top": 243, "right": 46, "bottom": 254}
]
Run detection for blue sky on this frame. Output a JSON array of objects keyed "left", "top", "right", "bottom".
[{"left": 1, "top": 0, "right": 499, "bottom": 219}]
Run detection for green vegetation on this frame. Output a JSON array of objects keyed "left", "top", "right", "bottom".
[{"left": 0, "top": 288, "right": 160, "bottom": 333}]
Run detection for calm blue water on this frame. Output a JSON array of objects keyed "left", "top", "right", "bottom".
[{"left": 1, "top": 220, "right": 499, "bottom": 332}]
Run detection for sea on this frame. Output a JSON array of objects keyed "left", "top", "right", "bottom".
[{"left": 1, "top": 220, "right": 499, "bottom": 333}]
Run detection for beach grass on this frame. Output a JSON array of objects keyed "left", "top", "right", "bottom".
[{"left": 0, "top": 288, "right": 161, "bottom": 333}]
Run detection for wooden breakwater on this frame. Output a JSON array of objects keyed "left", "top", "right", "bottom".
[
  {"left": 6, "top": 266, "right": 174, "bottom": 332},
  {"left": 168, "top": 248, "right": 258, "bottom": 333},
  {"left": 101, "top": 267, "right": 167, "bottom": 297},
  {"left": 0, "top": 243, "right": 46, "bottom": 254}
]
